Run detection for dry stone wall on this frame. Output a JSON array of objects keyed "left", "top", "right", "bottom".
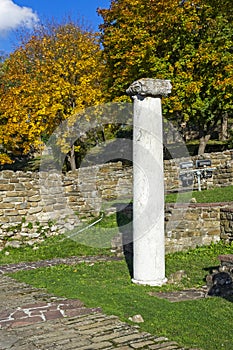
[
  {"left": 165, "top": 203, "right": 232, "bottom": 253},
  {"left": 164, "top": 150, "right": 233, "bottom": 191},
  {"left": 111, "top": 202, "right": 232, "bottom": 255},
  {"left": 0, "top": 162, "right": 132, "bottom": 250},
  {"left": 220, "top": 207, "right": 233, "bottom": 243},
  {"left": 0, "top": 150, "right": 233, "bottom": 251}
]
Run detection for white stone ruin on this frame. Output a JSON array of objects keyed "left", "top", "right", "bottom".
[{"left": 126, "top": 78, "right": 172, "bottom": 286}]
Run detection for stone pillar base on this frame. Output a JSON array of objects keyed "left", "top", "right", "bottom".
[{"left": 132, "top": 277, "right": 167, "bottom": 287}]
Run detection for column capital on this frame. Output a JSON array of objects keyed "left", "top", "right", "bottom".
[{"left": 126, "top": 78, "right": 172, "bottom": 98}]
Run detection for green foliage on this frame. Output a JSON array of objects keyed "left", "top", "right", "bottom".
[{"left": 98, "top": 0, "right": 233, "bottom": 151}]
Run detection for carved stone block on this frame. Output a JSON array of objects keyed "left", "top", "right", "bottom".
[{"left": 126, "top": 78, "right": 172, "bottom": 97}]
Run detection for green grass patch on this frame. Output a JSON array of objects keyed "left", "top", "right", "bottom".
[
  {"left": 66, "top": 213, "right": 119, "bottom": 248},
  {"left": 10, "top": 241, "right": 233, "bottom": 350},
  {"left": 0, "top": 207, "right": 132, "bottom": 265},
  {"left": 66, "top": 208, "right": 132, "bottom": 248},
  {"left": 165, "top": 185, "right": 233, "bottom": 203},
  {"left": 0, "top": 234, "right": 112, "bottom": 265}
]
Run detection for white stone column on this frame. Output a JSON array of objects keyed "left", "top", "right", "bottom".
[{"left": 126, "top": 78, "right": 172, "bottom": 286}]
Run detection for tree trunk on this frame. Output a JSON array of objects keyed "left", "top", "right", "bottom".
[
  {"left": 68, "top": 145, "right": 76, "bottom": 171},
  {"left": 198, "top": 134, "right": 211, "bottom": 154},
  {"left": 221, "top": 114, "right": 228, "bottom": 141}
]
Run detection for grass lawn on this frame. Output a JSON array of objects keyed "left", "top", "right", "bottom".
[
  {"left": 1, "top": 185, "right": 233, "bottom": 349},
  {"left": 0, "top": 234, "right": 112, "bottom": 265},
  {"left": 8, "top": 240, "right": 233, "bottom": 350},
  {"left": 165, "top": 185, "right": 233, "bottom": 203}
]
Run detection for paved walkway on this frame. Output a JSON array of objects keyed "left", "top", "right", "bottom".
[{"left": 0, "top": 257, "right": 200, "bottom": 350}]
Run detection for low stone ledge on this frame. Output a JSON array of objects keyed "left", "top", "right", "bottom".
[
  {"left": 166, "top": 202, "right": 233, "bottom": 209},
  {"left": 218, "top": 254, "right": 233, "bottom": 265}
]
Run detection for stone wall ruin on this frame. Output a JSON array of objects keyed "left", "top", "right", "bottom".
[{"left": 0, "top": 150, "right": 233, "bottom": 251}]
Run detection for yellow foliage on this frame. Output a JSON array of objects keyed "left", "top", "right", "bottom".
[
  {"left": 0, "top": 21, "right": 104, "bottom": 163},
  {"left": 0, "top": 154, "right": 13, "bottom": 165}
]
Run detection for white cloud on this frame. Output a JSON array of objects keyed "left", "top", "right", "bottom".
[{"left": 0, "top": 0, "right": 39, "bottom": 35}]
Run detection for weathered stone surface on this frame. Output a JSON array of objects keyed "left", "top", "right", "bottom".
[
  {"left": 149, "top": 289, "right": 206, "bottom": 302},
  {"left": 0, "top": 184, "right": 14, "bottom": 191},
  {"left": 126, "top": 78, "right": 172, "bottom": 97},
  {"left": 128, "top": 314, "right": 144, "bottom": 323}
]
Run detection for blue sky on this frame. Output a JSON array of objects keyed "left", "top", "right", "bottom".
[{"left": 0, "top": 0, "right": 110, "bottom": 53}]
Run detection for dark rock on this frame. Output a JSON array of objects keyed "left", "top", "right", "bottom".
[
  {"left": 207, "top": 271, "right": 233, "bottom": 301},
  {"left": 212, "top": 272, "right": 232, "bottom": 286}
]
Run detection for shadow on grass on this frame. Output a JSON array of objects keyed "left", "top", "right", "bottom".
[{"left": 114, "top": 202, "right": 134, "bottom": 278}]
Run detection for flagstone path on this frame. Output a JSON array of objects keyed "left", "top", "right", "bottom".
[{"left": 0, "top": 256, "right": 201, "bottom": 350}]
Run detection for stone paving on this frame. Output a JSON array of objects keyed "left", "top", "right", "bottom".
[
  {"left": 0, "top": 258, "right": 201, "bottom": 350},
  {"left": 0, "top": 255, "right": 122, "bottom": 275},
  {"left": 148, "top": 289, "right": 207, "bottom": 303}
]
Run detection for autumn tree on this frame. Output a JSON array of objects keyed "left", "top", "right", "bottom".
[
  {"left": 0, "top": 20, "right": 104, "bottom": 167},
  {"left": 0, "top": 52, "right": 13, "bottom": 165},
  {"left": 0, "top": 51, "right": 6, "bottom": 75},
  {"left": 98, "top": 0, "right": 233, "bottom": 154}
]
